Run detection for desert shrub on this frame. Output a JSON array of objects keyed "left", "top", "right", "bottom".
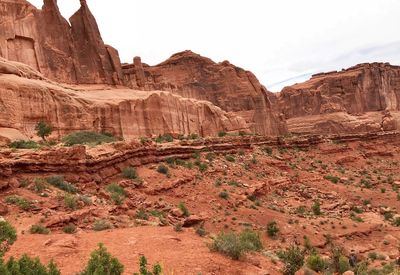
[
  {"left": 312, "top": 201, "right": 321, "bottom": 215},
  {"left": 225, "top": 154, "right": 236, "bottom": 162},
  {"left": 198, "top": 162, "right": 208, "bottom": 172},
  {"left": 121, "top": 167, "right": 137, "bottom": 179},
  {"left": 135, "top": 208, "right": 149, "bottom": 220},
  {"left": 93, "top": 220, "right": 112, "bottom": 231},
  {"left": 64, "top": 194, "right": 78, "bottom": 210},
  {"left": 46, "top": 175, "right": 78, "bottom": 194},
  {"left": 219, "top": 191, "right": 229, "bottom": 199},
  {"left": 266, "top": 221, "right": 279, "bottom": 238},
  {"left": 80, "top": 243, "right": 124, "bottom": 275},
  {"left": 32, "top": 178, "right": 48, "bottom": 193},
  {"left": 295, "top": 206, "right": 306, "bottom": 215},
  {"left": 155, "top": 134, "right": 173, "bottom": 143},
  {"left": 324, "top": 175, "right": 340, "bottom": 184},
  {"left": 106, "top": 183, "right": 126, "bottom": 205},
  {"left": 157, "top": 164, "right": 169, "bottom": 175},
  {"left": 2, "top": 255, "right": 60, "bottom": 275},
  {"left": 63, "top": 131, "right": 115, "bottom": 146},
  {"left": 30, "top": 224, "right": 50, "bottom": 235},
  {"left": 368, "top": 251, "right": 378, "bottom": 260},
  {"left": 393, "top": 217, "right": 400, "bottom": 226},
  {"left": 218, "top": 131, "right": 227, "bottom": 137},
  {"left": 178, "top": 202, "right": 190, "bottom": 217},
  {"left": 4, "top": 195, "right": 33, "bottom": 210},
  {"left": 262, "top": 146, "right": 273, "bottom": 155},
  {"left": 338, "top": 256, "right": 351, "bottom": 273},
  {"left": 306, "top": 253, "right": 328, "bottom": 272},
  {"left": 189, "top": 133, "right": 199, "bottom": 140},
  {"left": 277, "top": 246, "right": 304, "bottom": 275},
  {"left": 210, "top": 229, "right": 262, "bottom": 260},
  {"left": 9, "top": 140, "right": 39, "bottom": 149},
  {"left": 196, "top": 225, "right": 207, "bottom": 237},
  {"left": 0, "top": 220, "right": 17, "bottom": 254},
  {"left": 174, "top": 223, "right": 183, "bottom": 232},
  {"left": 63, "top": 224, "right": 77, "bottom": 234},
  {"left": 133, "top": 255, "right": 162, "bottom": 275}
]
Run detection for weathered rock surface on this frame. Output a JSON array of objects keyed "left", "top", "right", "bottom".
[
  {"left": 0, "top": 0, "right": 122, "bottom": 85},
  {"left": 0, "top": 59, "right": 248, "bottom": 141},
  {"left": 123, "top": 51, "right": 287, "bottom": 136},
  {"left": 278, "top": 63, "right": 400, "bottom": 134}
]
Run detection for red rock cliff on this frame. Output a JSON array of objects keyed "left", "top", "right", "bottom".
[
  {"left": 0, "top": 0, "right": 123, "bottom": 85},
  {"left": 123, "top": 51, "right": 287, "bottom": 136},
  {"left": 278, "top": 63, "right": 400, "bottom": 134}
]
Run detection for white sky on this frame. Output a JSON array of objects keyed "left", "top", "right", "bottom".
[{"left": 28, "top": 0, "right": 400, "bottom": 91}]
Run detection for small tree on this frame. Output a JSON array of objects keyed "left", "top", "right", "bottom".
[
  {"left": 35, "top": 121, "right": 52, "bottom": 141},
  {"left": 0, "top": 220, "right": 17, "bottom": 255},
  {"left": 80, "top": 243, "right": 124, "bottom": 275},
  {"left": 133, "top": 256, "right": 162, "bottom": 275}
]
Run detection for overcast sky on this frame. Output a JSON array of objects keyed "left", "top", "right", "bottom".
[{"left": 28, "top": 0, "right": 400, "bottom": 91}]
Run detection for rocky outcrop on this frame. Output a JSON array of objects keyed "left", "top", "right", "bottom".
[
  {"left": 278, "top": 63, "right": 400, "bottom": 134},
  {"left": 0, "top": 59, "right": 248, "bottom": 142},
  {"left": 122, "top": 51, "right": 287, "bottom": 136},
  {"left": 0, "top": 0, "right": 122, "bottom": 85}
]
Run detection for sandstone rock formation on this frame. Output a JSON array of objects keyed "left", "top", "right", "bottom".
[
  {"left": 0, "top": 0, "right": 122, "bottom": 85},
  {"left": 0, "top": 58, "right": 248, "bottom": 142},
  {"left": 278, "top": 63, "right": 400, "bottom": 134},
  {"left": 123, "top": 51, "right": 288, "bottom": 136}
]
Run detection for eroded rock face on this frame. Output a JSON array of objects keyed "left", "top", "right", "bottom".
[
  {"left": 123, "top": 51, "right": 287, "bottom": 136},
  {"left": 0, "top": 0, "right": 122, "bottom": 85},
  {"left": 0, "top": 59, "right": 248, "bottom": 140},
  {"left": 278, "top": 63, "right": 400, "bottom": 134}
]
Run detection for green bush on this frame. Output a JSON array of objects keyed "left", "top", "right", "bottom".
[
  {"left": 262, "top": 146, "right": 273, "bottom": 155},
  {"left": 9, "top": 140, "right": 39, "bottom": 149},
  {"left": 266, "top": 221, "right": 279, "bottom": 238},
  {"left": 64, "top": 194, "right": 78, "bottom": 210},
  {"left": 225, "top": 155, "right": 236, "bottom": 162},
  {"left": 174, "top": 223, "right": 183, "bottom": 232},
  {"left": 218, "top": 131, "right": 227, "bottom": 137},
  {"left": 46, "top": 175, "right": 78, "bottom": 194},
  {"left": 196, "top": 225, "right": 207, "bottom": 237},
  {"left": 306, "top": 253, "right": 327, "bottom": 272},
  {"left": 63, "top": 224, "right": 77, "bottom": 234},
  {"left": 277, "top": 246, "right": 304, "bottom": 275},
  {"left": 63, "top": 131, "right": 115, "bottom": 146},
  {"left": 80, "top": 243, "right": 124, "bottom": 275},
  {"left": 338, "top": 256, "right": 351, "bottom": 273},
  {"left": 135, "top": 208, "right": 149, "bottom": 220},
  {"left": 312, "top": 201, "right": 321, "bottom": 215},
  {"left": 121, "top": 167, "right": 137, "bottom": 179},
  {"left": 178, "top": 202, "right": 190, "bottom": 217},
  {"left": 133, "top": 255, "right": 162, "bottom": 275},
  {"left": 106, "top": 183, "right": 126, "bottom": 205},
  {"left": 210, "top": 229, "right": 263, "bottom": 260},
  {"left": 324, "top": 175, "right": 340, "bottom": 184},
  {"left": 155, "top": 134, "right": 174, "bottom": 143},
  {"left": 1, "top": 255, "right": 60, "bottom": 275},
  {"left": 219, "top": 191, "right": 229, "bottom": 200},
  {"left": 4, "top": 195, "right": 33, "bottom": 210},
  {"left": 157, "top": 164, "right": 169, "bottom": 175},
  {"left": 0, "top": 220, "right": 17, "bottom": 254},
  {"left": 93, "top": 220, "right": 112, "bottom": 231},
  {"left": 30, "top": 224, "right": 50, "bottom": 235},
  {"left": 32, "top": 178, "right": 48, "bottom": 193}
]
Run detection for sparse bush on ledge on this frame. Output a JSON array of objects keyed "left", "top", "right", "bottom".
[
  {"left": 30, "top": 224, "right": 50, "bottom": 235},
  {"left": 46, "top": 175, "right": 78, "bottom": 194},
  {"left": 9, "top": 140, "right": 40, "bottom": 149},
  {"left": 210, "top": 229, "right": 263, "bottom": 260},
  {"left": 63, "top": 131, "right": 115, "bottom": 146},
  {"left": 80, "top": 243, "right": 124, "bottom": 275},
  {"left": 121, "top": 166, "right": 138, "bottom": 179}
]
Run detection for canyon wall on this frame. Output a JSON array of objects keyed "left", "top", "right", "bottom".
[
  {"left": 122, "top": 51, "right": 287, "bottom": 136},
  {"left": 0, "top": 58, "right": 248, "bottom": 142},
  {"left": 278, "top": 63, "right": 400, "bottom": 134},
  {"left": 0, "top": 0, "right": 122, "bottom": 85}
]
